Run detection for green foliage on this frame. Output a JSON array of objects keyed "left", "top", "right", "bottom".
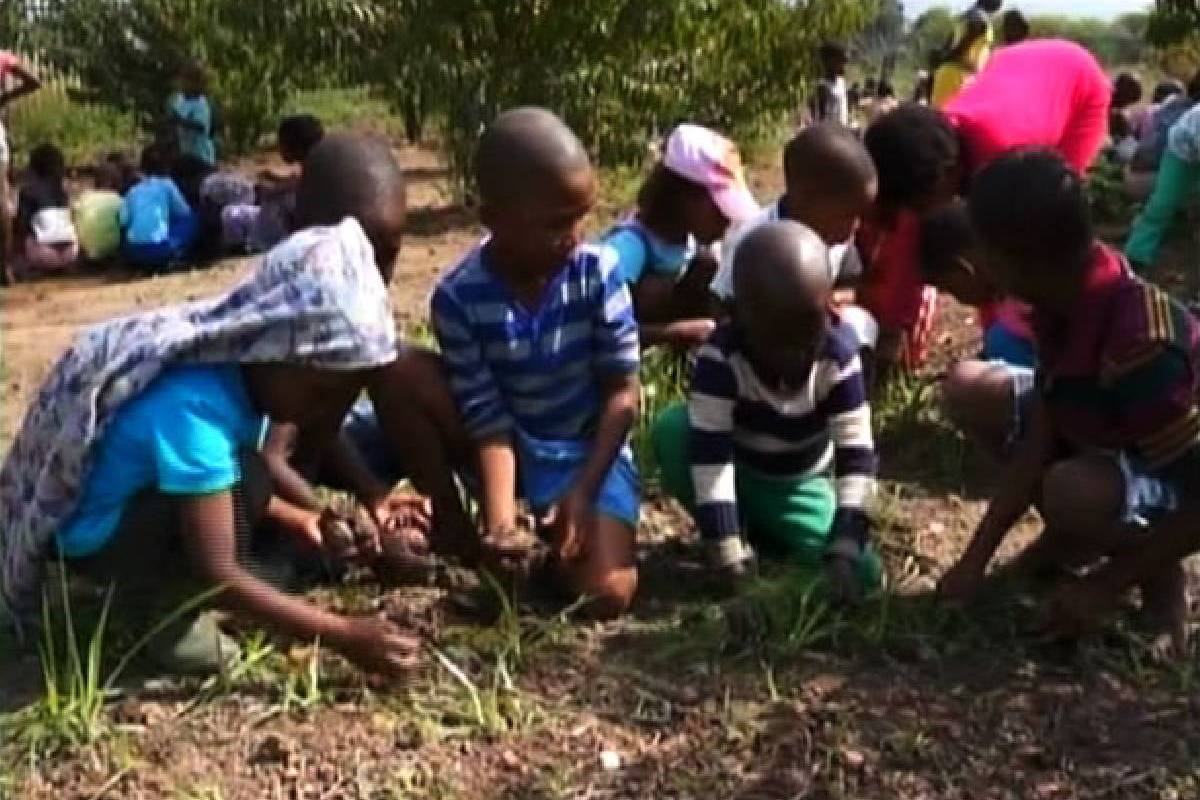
[
  {"left": 33, "top": 0, "right": 377, "bottom": 154},
  {"left": 907, "top": 7, "right": 957, "bottom": 71},
  {"left": 365, "top": 0, "right": 873, "bottom": 194},
  {"left": 1087, "top": 157, "right": 1140, "bottom": 225},
  {"left": 7, "top": 87, "right": 137, "bottom": 166},
  {"left": 1150, "top": 0, "right": 1200, "bottom": 46},
  {"left": 634, "top": 349, "right": 689, "bottom": 483},
  {"left": 1029, "top": 13, "right": 1149, "bottom": 66}
]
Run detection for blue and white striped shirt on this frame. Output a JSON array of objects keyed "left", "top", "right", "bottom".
[
  {"left": 431, "top": 242, "right": 641, "bottom": 442},
  {"left": 689, "top": 321, "right": 876, "bottom": 553}
]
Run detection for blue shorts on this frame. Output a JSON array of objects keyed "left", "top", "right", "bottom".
[
  {"left": 1009, "top": 376, "right": 1179, "bottom": 526},
  {"left": 514, "top": 429, "right": 641, "bottom": 529},
  {"left": 338, "top": 399, "right": 640, "bottom": 527}
]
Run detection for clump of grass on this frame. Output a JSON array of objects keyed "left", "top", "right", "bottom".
[
  {"left": 8, "top": 86, "right": 138, "bottom": 166},
  {"left": 634, "top": 348, "right": 688, "bottom": 484}
]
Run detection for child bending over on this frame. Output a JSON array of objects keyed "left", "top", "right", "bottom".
[
  {"left": 654, "top": 221, "right": 880, "bottom": 596},
  {"left": 939, "top": 150, "right": 1200, "bottom": 651},
  {"left": 713, "top": 123, "right": 880, "bottom": 354},
  {"left": 601, "top": 124, "right": 758, "bottom": 349},
  {"left": 432, "top": 108, "right": 641, "bottom": 618},
  {"left": 121, "top": 143, "right": 200, "bottom": 273},
  {"left": 0, "top": 133, "right": 421, "bottom": 678}
]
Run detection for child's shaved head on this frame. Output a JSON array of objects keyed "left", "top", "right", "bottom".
[
  {"left": 475, "top": 107, "right": 592, "bottom": 206},
  {"left": 734, "top": 220, "right": 832, "bottom": 319},
  {"left": 781, "top": 124, "right": 878, "bottom": 245},
  {"left": 733, "top": 221, "right": 833, "bottom": 386},
  {"left": 295, "top": 133, "right": 407, "bottom": 280}
]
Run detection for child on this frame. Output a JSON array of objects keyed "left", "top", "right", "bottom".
[
  {"left": 0, "top": 51, "right": 41, "bottom": 285},
  {"left": 810, "top": 42, "right": 851, "bottom": 127},
  {"left": 120, "top": 143, "right": 200, "bottom": 272},
  {"left": 712, "top": 123, "right": 879, "bottom": 352},
  {"left": 600, "top": 123, "right": 758, "bottom": 349},
  {"left": 0, "top": 133, "right": 424, "bottom": 677},
  {"left": 431, "top": 107, "right": 641, "bottom": 618},
  {"left": 1000, "top": 9, "right": 1029, "bottom": 47},
  {"left": 167, "top": 59, "right": 216, "bottom": 168},
  {"left": 939, "top": 150, "right": 1200, "bottom": 651},
  {"left": 15, "top": 143, "right": 78, "bottom": 276},
  {"left": 72, "top": 160, "right": 125, "bottom": 264},
  {"left": 931, "top": 0, "right": 1001, "bottom": 109},
  {"left": 254, "top": 114, "right": 327, "bottom": 251},
  {"left": 1125, "top": 102, "right": 1200, "bottom": 270},
  {"left": 652, "top": 221, "right": 879, "bottom": 597}
]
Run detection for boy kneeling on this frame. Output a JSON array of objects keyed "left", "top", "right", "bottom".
[{"left": 653, "top": 221, "right": 880, "bottom": 598}]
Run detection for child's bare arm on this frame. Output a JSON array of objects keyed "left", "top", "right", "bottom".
[
  {"left": 478, "top": 434, "right": 518, "bottom": 538},
  {"left": 260, "top": 422, "right": 323, "bottom": 511},
  {"left": 555, "top": 374, "right": 639, "bottom": 559},
  {"left": 180, "top": 491, "right": 417, "bottom": 676},
  {"left": 941, "top": 398, "right": 1055, "bottom": 599}
]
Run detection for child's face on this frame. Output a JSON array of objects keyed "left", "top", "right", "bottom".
[
  {"left": 824, "top": 53, "right": 848, "bottom": 77},
  {"left": 684, "top": 193, "right": 731, "bottom": 246},
  {"left": 791, "top": 180, "right": 877, "bottom": 246},
  {"left": 737, "top": 301, "right": 827, "bottom": 388},
  {"left": 485, "top": 165, "right": 597, "bottom": 278}
]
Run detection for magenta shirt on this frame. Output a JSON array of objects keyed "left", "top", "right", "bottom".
[{"left": 945, "top": 39, "right": 1111, "bottom": 177}]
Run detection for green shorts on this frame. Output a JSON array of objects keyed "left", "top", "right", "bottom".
[{"left": 651, "top": 403, "right": 880, "bottom": 585}]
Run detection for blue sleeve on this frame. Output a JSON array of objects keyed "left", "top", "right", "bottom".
[
  {"left": 592, "top": 252, "right": 641, "bottom": 377},
  {"left": 166, "top": 179, "right": 192, "bottom": 218},
  {"left": 602, "top": 228, "right": 651, "bottom": 286},
  {"left": 431, "top": 284, "right": 514, "bottom": 441},
  {"left": 151, "top": 405, "right": 243, "bottom": 495}
]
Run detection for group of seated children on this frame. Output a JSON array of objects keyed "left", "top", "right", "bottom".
[
  {"left": 6, "top": 59, "right": 1200, "bottom": 680},
  {"left": 6, "top": 114, "right": 326, "bottom": 279}
]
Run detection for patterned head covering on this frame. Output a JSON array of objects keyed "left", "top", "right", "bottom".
[{"left": 0, "top": 217, "right": 397, "bottom": 636}]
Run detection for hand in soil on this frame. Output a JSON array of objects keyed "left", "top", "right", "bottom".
[
  {"left": 318, "top": 509, "right": 360, "bottom": 565},
  {"left": 546, "top": 488, "right": 591, "bottom": 562},
  {"left": 825, "top": 556, "right": 863, "bottom": 606},
  {"left": 335, "top": 614, "right": 422, "bottom": 679},
  {"left": 369, "top": 495, "right": 433, "bottom": 540}
]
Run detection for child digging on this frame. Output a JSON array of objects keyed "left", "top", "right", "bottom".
[
  {"left": 712, "top": 123, "right": 880, "bottom": 354},
  {"left": 939, "top": 150, "right": 1200, "bottom": 653},
  {"left": 432, "top": 107, "right": 641, "bottom": 619},
  {"left": 600, "top": 123, "right": 759, "bottom": 350},
  {"left": 653, "top": 221, "right": 880, "bottom": 597},
  {"left": 0, "top": 133, "right": 424, "bottom": 678}
]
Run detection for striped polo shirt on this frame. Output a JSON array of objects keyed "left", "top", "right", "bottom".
[
  {"left": 689, "top": 321, "right": 876, "bottom": 551},
  {"left": 431, "top": 241, "right": 640, "bottom": 442}
]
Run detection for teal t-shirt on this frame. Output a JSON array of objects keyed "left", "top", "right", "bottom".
[
  {"left": 169, "top": 92, "right": 216, "bottom": 166},
  {"left": 57, "top": 364, "right": 267, "bottom": 558},
  {"left": 602, "top": 220, "right": 697, "bottom": 286}
]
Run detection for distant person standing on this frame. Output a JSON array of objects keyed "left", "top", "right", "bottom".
[
  {"left": 810, "top": 42, "right": 851, "bottom": 127},
  {"left": 167, "top": 60, "right": 216, "bottom": 169},
  {"left": 0, "top": 51, "right": 41, "bottom": 285},
  {"left": 932, "top": 0, "right": 1003, "bottom": 109}
]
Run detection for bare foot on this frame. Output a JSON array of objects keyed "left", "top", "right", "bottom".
[{"left": 1138, "top": 562, "right": 1188, "bottom": 660}]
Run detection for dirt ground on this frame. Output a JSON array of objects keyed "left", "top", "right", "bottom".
[{"left": 2, "top": 146, "right": 1200, "bottom": 799}]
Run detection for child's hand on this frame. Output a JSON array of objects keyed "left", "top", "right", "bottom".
[
  {"left": 334, "top": 614, "right": 422, "bottom": 678},
  {"left": 548, "top": 488, "right": 593, "bottom": 562},
  {"left": 369, "top": 495, "right": 432, "bottom": 539},
  {"left": 938, "top": 556, "right": 987, "bottom": 604},
  {"left": 668, "top": 318, "right": 718, "bottom": 349},
  {"left": 825, "top": 556, "right": 863, "bottom": 606}
]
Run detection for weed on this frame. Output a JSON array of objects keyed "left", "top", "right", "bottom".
[{"left": 634, "top": 349, "right": 689, "bottom": 483}]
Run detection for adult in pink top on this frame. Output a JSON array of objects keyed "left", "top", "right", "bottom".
[{"left": 944, "top": 40, "right": 1112, "bottom": 178}]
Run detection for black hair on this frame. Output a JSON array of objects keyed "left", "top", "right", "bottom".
[
  {"left": 474, "top": 107, "right": 590, "bottom": 206},
  {"left": 92, "top": 161, "right": 122, "bottom": 192},
  {"left": 977, "top": 0, "right": 1002, "bottom": 13},
  {"left": 1152, "top": 80, "right": 1184, "bottom": 105},
  {"left": 967, "top": 149, "right": 1092, "bottom": 272},
  {"left": 140, "top": 143, "right": 171, "bottom": 176},
  {"left": 784, "top": 123, "right": 877, "bottom": 199},
  {"left": 864, "top": 104, "right": 959, "bottom": 213},
  {"left": 819, "top": 42, "right": 848, "bottom": 63},
  {"left": 1000, "top": 9, "right": 1030, "bottom": 45},
  {"left": 918, "top": 200, "right": 974, "bottom": 283},
  {"left": 278, "top": 114, "right": 325, "bottom": 162},
  {"left": 637, "top": 164, "right": 711, "bottom": 232},
  {"left": 295, "top": 133, "right": 406, "bottom": 230},
  {"left": 104, "top": 151, "right": 138, "bottom": 193},
  {"left": 1112, "top": 72, "right": 1144, "bottom": 109},
  {"left": 29, "top": 143, "right": 65, "bottom": 180}
]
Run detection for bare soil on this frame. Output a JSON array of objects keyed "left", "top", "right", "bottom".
[{"left": 2, "top": 146, "right": 1199, "bottom": 799}]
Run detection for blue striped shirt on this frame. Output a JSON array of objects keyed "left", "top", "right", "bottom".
[
  {"left": 689, "top": 321, "right": 876, "bottom": 554},
  {"left": 431, "top": 242, "right": 641, "bottom": 442}
]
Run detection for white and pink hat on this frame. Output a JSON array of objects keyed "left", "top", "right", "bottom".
[{"left": 663, "top": 124, "right": 760, "bottom": 224}]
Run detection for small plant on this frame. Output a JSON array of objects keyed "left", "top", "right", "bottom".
[{"left": 635, "top": 348, "right": 689, "bottom": 483}]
